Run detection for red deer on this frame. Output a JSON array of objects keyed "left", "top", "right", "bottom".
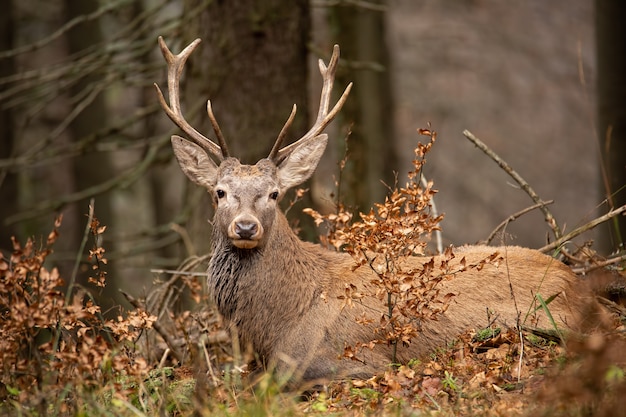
[{"left": 155, "top": 37, "right": 588, "bottom": 384}]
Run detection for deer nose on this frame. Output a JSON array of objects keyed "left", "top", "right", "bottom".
[{"left": 235, "top": 221, "right": 258, "bottom": 240}]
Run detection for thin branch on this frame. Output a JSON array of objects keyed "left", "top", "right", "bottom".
[
  {"left": 148, "top": 254, "right": 212, "bottom": 316},
  {"left": 106, "top": 233, "right": 182, "bottom": 261},
  {"left": 38, "top": 79, "right": 109, "bottom": 158},
  {"left": 52, "top": 200, "right": 95, "bottom": 356},
  {"left": 463, "top": 129, "right": 562, "bottom": 240},
  {"left": 5, "top": 134, "right": 170, "bottom": 224},
  {"left": 571, "top": 253, "right": 626, "bottom": 275},
  {"left": 595, "top": 296, "right": 626, "bottom": 318},
  {"left": 311, "top": 0, "right": 388, "bottom": 12},
  {"left": 480, "top": 200, "right": 554, "bottom": 245},
  {"left": 538, "top": 204, "right": 626, "bottom": 254},
  {"left": 68, "top": 200, "right": 95, "bottom": 306},
  {"left": 149, "top": 269, "right": 209, "bottom": 277},
  {"left": 0, "top": 103, "right": 161, "bottom": 170},
  {"left": 421, "top": 174, "right": 443, "bottom": 254},
  {"left": 3, "top": 90, "right": 208, "bottom": 225},
  {"left": 0, "top": 0, "right": 127, "bottom": 60}
]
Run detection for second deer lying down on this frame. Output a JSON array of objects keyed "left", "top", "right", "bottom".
[{"left": 155, "top": 37, "right": 590, "bottom": 384}]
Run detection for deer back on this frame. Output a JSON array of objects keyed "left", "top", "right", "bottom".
[{"left": 267, "top": 244, "right": 589, "bottom": 381}]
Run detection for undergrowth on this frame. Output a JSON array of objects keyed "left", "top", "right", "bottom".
[
  {"left": 0, "top": 214, "right": 156, "bottom": 416},
  {"left": 0, "top": 129, "right": 624, "bottom": 416}
]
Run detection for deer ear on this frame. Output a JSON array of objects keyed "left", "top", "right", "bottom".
[
  {"left": 277, "top": 134, "right": 328, "bottom": 190},
  {"left": 171, "top": 135, "right": 219, "bottom": 189}
]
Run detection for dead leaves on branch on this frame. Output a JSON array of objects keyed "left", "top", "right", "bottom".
[
  {"left": 88, "top": 216, "right": 108, "bottom": 288},
  {"left": 307, "top": 128, "right": 455, "bottom": 362},
  {"left": 0, "top": 215, "right": 156, "bottom": 411}
]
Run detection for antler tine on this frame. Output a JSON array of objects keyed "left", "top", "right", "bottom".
[
  {"left": 154, "top": 36, "right": 228, "bottom": 160},
  {"left": 272, "top": 45, "right": 352, "bottom": 163},
  {"left": 268, "top": 104, "right": 297, "bottom": 161},
  {"left": 207, "top": 100, "right": 230, "bottom": 157}
]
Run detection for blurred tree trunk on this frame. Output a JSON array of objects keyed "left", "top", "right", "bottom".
[
  {"left": 329, "top": 0, "right": 397, "bottom": 213},
  {"left": 63, "top": 0, "right": 119, "bottom": 313},
  {"left": 596, "top": 0, "right": 626, "bottom": 253},
  {"left": 180, "top": 0, "right": 313, "bottom": 250},
  {"left": 124, "top": 0, "right": 183, "bottom": 268},
  {"left": 0, "top": 1, "right": 18, "bottom": 253}
]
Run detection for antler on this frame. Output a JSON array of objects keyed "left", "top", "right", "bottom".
[
  {"left": 154, "top": 36, "right": 229, "bottom": 160},
  {"left": 268, "top": 45, "right": 352, "bottom": 163}
]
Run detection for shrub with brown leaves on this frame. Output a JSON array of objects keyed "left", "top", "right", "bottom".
[
  {"left": 0, "top": 215, "right": 155, "bottom": 414},
  {"left": 306, "top": 128, "right": 454, "bottom": 363}
]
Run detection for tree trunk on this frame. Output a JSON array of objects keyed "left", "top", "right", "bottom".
[
  {"left": 63, "top": 0, "right": 119, "bottom": 313},
  {"left": 329, "top": 0, "right": 397, "bottom": 213},
  {"left": 596, "top": 0, "right": 626, "bottom": 253},
  {"left": 0, "top": 0, "right": 18, "bottom": 252},
  {"left": 180, "top": 0, "right": 313, "bottom": 249}
]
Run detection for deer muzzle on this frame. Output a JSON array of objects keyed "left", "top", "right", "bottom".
[{"left": 228, "top": 215, "right": 263, "bottom": 249}]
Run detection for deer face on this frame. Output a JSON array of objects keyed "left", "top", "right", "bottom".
[
  {"left": 155, "top": 37, "right": 350, "bottom": 249},
  {"left": 170, "top": 134, "right": 329, "bottom": 249},
  {"left": 212, "top": 159, "right": 279, "bottom": 249}
]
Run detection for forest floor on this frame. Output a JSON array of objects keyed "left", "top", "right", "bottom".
[{"left": 164, "top": 314, "right": 626, "bottom": 417}]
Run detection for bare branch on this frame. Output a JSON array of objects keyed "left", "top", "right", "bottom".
[
  {"left": 0, "top": 0, "right": 125, "bottom": 59},
  {"left": 311, "top": 0, "right": 388, "bottom": 12},
  {"left": 5, "top": 135, "right": 172, "bottom": 225},
  {"left": 571, "top": 254, "right": 626, "bottom": 275},
  {"left": 538, "top": 204, "right": 626, "bottom": 254},
  {"left": 463, "top": 129, "right": 562, "bottom": 240},
  {"left": 480, "top": 200, "right": 555, "bottom": 246}
]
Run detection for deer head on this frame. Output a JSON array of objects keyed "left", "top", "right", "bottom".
[{"left": 154, "top": 37, "right": 351, "bottom": 249}]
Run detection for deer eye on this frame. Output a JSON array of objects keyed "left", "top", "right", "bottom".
[
  {"left": 216, "top": 189, "right": 226, "bottom": 199},
  {"left": 269, "top": 191, "right": 279, "bottom": 200}
]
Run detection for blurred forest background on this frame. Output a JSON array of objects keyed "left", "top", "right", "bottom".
[{"left": 1, "top": 0, "right": 624, "bottom": 313}]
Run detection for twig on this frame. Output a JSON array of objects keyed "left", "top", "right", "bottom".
[
  {"left": 147, "top": 253, "right": 211, "bottom": 320},
  {"left": 5, "top": 133, "right": 170, "bottom": 224},
  {"left": 170, "top": 222, "right": 196, "bottom": 257},
  {"left": 480, "top": 200, "right": 554, "bottom": 245},
  {"left": 4, "top": 91, "right": 209, "bottom": 225},
  {"left": 53, "top": 201, "right": 114, "bottom": 353},
  {"left": 421, "top": 174, "right": 443, "bottom": 254},
  {"left": 463, "top": 130, "right": 562, "bottom": 240},
  {"left": 0, "top": 0, "right": 126, "bottom": 60},
  {"left": 538, "top": 204, "right": 626, "bottom": 254},
  {"left": 571, "top": 253, "right": 626, "bottom": 275},
  {"left": 516, "top": 326, "right": 524, "bottom": 384},
  {"left": 105, "top": 232, "right": 181, "bottom": 261},
  {"left": 201, "top": 338, "right": 221, "bottom": 386},
  {"left": 0, "top": 103, "right": 161, "bottom": 170},
  {"left": 150, "top": 269, "right": 209, "bottom": 277},
  {"left": 311, "top": 0, "right": 388, "bottom": 12},
  {"left": 596, "top": 296, "right": 626, "bottom": 319},
  {"left": 67, "top": 200, "right": 95, "bottom": 307}
]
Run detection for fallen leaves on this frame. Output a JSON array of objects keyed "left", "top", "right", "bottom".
[{"left": 306, "top": 326, "right": 580, "bottom": 416}]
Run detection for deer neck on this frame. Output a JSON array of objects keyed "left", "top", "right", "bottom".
[{"left": 208, "top": 210, "right": 335, "bottom": 358}]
